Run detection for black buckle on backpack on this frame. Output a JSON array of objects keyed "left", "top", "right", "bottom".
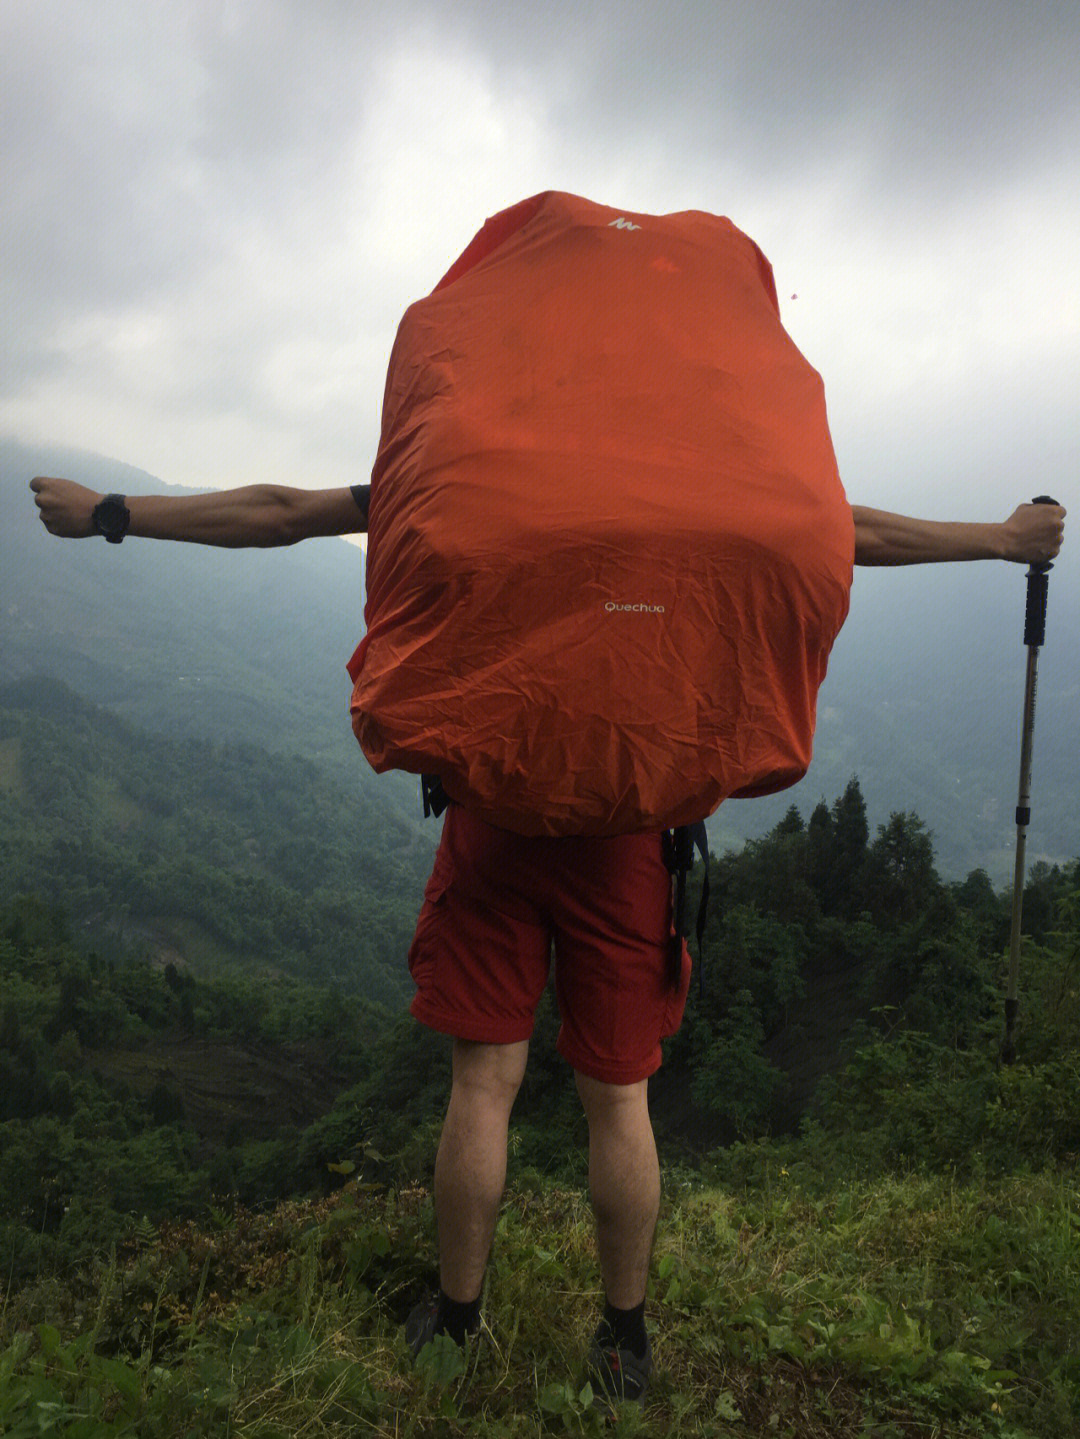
[
  {"left": 421, "top": 774, "right": 450, "bottom": 819},
  {"left": 662, "top": 822, "right": 710, "bottom": 997}
]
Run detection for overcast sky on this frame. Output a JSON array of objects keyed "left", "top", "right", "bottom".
[{"left": 3, "top": 0, "right": 1077, "bottom": 522}]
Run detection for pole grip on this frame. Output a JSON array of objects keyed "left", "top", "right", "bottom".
[{"left": 1023, "top": 495, "right": 1058, "bottom": 647}]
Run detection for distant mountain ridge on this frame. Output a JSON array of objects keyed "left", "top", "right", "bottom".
[
  {"left": 0, "top": 674, "right": 430, "bottom": 1005},
  {"left": 5, "top": 435, "right": 1078, "bottom": 882},
  {"left": 6, "top": 438, "right": 368, "bottom": 762}
]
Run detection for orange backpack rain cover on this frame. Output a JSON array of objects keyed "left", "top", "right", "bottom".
[{"left": 347, "top": 192, "right": 854, "bottom": 836}]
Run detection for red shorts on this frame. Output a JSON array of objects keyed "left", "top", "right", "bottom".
[{"left": 407, "top": 806, "right": 692, "bottom": 1084}]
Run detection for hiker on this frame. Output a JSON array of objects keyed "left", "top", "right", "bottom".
[{"left": 30, "top": 474, "right": 1066, "bottom": 1402}]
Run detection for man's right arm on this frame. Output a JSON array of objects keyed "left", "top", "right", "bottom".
[{"left": 30, "top": 477, "right": 368, "bottom": 546}]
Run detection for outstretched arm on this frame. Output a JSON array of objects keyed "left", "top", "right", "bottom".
[
  {"left": 852, "top": 502, "right": 1065, "bottom": 567},
  {"left": 30, "top": 477, "right": 368, "bottom": 546}
]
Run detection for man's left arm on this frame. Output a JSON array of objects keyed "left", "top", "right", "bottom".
[{"left": 852, "top": 502, "right": 1066, "bottom": 567}]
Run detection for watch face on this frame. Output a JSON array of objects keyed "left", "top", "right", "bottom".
[{"left": 95, "top": 495, "right": 130, "bottom": 541}]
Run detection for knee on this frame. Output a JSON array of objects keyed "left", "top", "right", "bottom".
[
  {"left": 575, "top": 1071, "right": 650, "bottom": 1126},
  {"left": 451, "top": 1038, "right": 529, "bottom": 1115}
]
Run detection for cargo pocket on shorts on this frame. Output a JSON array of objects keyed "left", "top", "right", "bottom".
[{"left": 407, "top": 845, "right": 456, "bottom": 985}]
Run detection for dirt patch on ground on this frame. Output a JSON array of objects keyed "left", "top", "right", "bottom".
[{"left": 86, "top": 1037, "right": 348, "bottom": 1144}]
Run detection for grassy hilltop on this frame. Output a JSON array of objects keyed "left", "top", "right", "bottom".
[
  {"left": 3, "top": 1160, "right": 1078, "bottom": 1437},
  {"left": 2, "top": 841, "right": 1079, "bottom": 1436}
]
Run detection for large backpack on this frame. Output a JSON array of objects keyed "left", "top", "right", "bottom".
[{"left": 347, "top": 192, "right": 853, "bottom": 840}]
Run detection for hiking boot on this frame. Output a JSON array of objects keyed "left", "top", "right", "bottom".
[
  {"left": 586, "top": 1324, "right": 653, "bottom": 1404},
  {"left": 404, "top": 1296, "right": 442, "bottom": 1360}
]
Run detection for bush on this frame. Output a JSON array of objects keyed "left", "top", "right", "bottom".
[
  {"left": 810, "top": 1030, "right": 1080, "bottom": 1178},
  {"left": 983, "top": 1056, "right": 1080, "bottom": 1170}
]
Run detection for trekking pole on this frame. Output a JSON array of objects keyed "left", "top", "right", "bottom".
[{"left": 1001, "top": 495, "right": 1058, "bottom": 1066}]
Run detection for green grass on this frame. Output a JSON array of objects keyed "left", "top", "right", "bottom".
[{"left": 3, "top": 1158, "right": 1078, "bottom": 1438}]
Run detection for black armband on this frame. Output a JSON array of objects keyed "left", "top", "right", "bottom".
[{"left": 350, "top": 484, "right": 371, "bottom": 522}]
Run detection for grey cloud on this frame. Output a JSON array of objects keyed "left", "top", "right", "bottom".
[
  {"left": 447, "top": 0, "right": 1080, "bottom": 202},
  {"left": 6, "top": 0, "right": 1074, "bottom": 345},
  {"left": 3, "top": 6, "right": 210, "bottom": 383},
  {"left": 1, "top": 1, "right": 405, "bottom": 396},
  {"left": 2, "top": 0, "right": 1076, "bottom": 505}
]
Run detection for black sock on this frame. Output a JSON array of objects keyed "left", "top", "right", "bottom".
[
  {"left": 601, "top": 1298, "right": 648, "bottom": 1359},
  {"left": 435, "top": 1288, "right": 482, "bottom": 1346}
]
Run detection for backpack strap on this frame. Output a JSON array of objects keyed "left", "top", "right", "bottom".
[{"left": 662, "top": 822, "right": 710, "bottom": 995}]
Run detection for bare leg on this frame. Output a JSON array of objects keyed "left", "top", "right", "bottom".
[
  {"left": 575, "top": 1072, "right": 660, "bottom": 1308},
  {"left": 434, "top": 1037, "right": 529, "bottom": 1301}
]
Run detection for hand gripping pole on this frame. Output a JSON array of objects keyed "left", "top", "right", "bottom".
[{"left": 1001, "top": 495, "right": 1058, "bottom": 1065}]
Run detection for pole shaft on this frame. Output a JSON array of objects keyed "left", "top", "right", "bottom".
[
  {"left": 1002, "top": 493, "right": 1058, "bottom": 1063},
  {"left": 1006, "top": 641, "right": 1039, "bottom": 1013}
]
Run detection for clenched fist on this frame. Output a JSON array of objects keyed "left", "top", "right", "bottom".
[
  {"left": 1001, "top": 502, "right": 1067, "bottom": 566},
  {"left": 30, "top": 476, "right": 102, "bottom": 538}
]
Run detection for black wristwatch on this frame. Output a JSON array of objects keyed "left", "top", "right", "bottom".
[{"left": 92, "top": 493, "right": 131, "bottom": 544}]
